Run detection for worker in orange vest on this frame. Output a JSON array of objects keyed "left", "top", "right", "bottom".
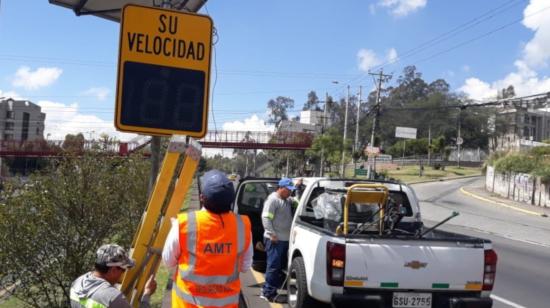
[{"left": 162, "top": 170, "right": 252, "bottom": 308}]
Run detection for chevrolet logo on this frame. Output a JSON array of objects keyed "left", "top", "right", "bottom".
[{"left": 404, "top": 260, "right": 427, "bottom": 269}]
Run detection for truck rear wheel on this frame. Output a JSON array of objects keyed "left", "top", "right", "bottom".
[{"left": 288, "top": 256, "right": 318, "bottom": 308}]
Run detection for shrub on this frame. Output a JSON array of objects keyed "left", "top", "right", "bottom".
[
  {"left": 0, "top": 153, "right": 149, "bottom": 307},
  {"left": 494, "top": 154, "right": 536, "bottom": 174}
]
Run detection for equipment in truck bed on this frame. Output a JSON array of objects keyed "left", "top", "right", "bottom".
[{"left": 334, "top": 184, "right": 389, "bottom": 235}]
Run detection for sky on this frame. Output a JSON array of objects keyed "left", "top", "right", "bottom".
[{"left": 1, "top": 0, "right": 550, "bottom": 142}]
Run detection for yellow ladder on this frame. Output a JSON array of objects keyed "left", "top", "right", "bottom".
[{"left": 120, "top": 135, "right": 202, "bottom": 307}]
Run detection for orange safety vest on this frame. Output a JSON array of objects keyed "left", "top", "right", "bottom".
[{"left": 172, "top": 210, "right": 251, "bottom": 308}]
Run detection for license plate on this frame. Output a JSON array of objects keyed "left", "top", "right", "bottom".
[{"left": 392, "top": 292, "right": 432, "bottom": 308}]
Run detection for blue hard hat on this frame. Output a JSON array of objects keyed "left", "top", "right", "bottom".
[
  {"left": 201, "top": 170, "right": 235, "bottom": 211},
  {"left": 278, "top": 177, "right": 296, "bottom": 191}
]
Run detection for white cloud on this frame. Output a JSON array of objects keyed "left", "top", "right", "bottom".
[
  {"left": 459, "top": 0, "right": 550, "bottom": 100},
  {"left": 522, "top": 0, "right": 550, "bottom": 67},
  {"left": 203, "top": 115, "right": 273, "bottom": 158},
  {"left": 357, "top": 48, "right": 399, "bottom": 72},
  {"left": 379, "top": 0, "right": 427, "bottom": 17},
  {"left": 462, "top": 65, "right": 471, "bottom": 72},
  {"left": 82, "top": 87, "right": 110, "bottom": 101},
  {"left": 459, "top": 60, "right": 550, "bottom": 100},
  {"left": 12, "top": 66, "right": 62, "bottom": 90},
  {"left": 357, "top": 49, "right": 381, "bottom": 72},
  {"left": 0, "top": 89, "right": 22, "bottom": 100},
  {"left": 459, "top": 78, "right": 495, "bottom": 100},
  {"left": 222, "top": 114, "right": 274, "bottom": 132},
  {"left": 387, "top": 48, "right": 398, "bottom": 64},
  {"left": 38, "top": 100, "right": 136, "bottom": 141}
]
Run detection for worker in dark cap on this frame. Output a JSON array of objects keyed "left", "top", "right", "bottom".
[
  {"left": 70, "top": 244, "right": 156, "bottom": 308},
  {"left": 162, "top": 170, "right": 253, "bottom": 308}
]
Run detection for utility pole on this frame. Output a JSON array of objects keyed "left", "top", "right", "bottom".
[
  {"left": 286, "top": 153, "right": 290, "bottom": 177},
  {"left": 340, "top": 85, "right": 350, "bottom": 177},
  {"left": 354, "top": 86, "right": 362, "bottom": 155},
  {"left": 320, "top": 91, "right": 328, "bottom": 176},
  {"left": 149, "top": 137, "right": 161, "bottom": 194},
  {"left": 367, "top": 70, "right": 392, "bottom": 179},
  {"left": 428, "top": 124, "right": 432, "bottom": 166},
  {"left": 149, "top": 0, "right": 174, "bottom": 194},
  {"left": 457, "top": 108, "right": 462, "bottom": 168},
  {"left": 245, "top": 153, "right": 249, "bottom": 176},
  {"left": 253, "top": 149, "right": 257, "bottom": 176}
]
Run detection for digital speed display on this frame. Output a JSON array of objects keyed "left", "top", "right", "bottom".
[
  {"left": 119, "top": 61, "right": 204, "bottom": 134},
  {"left": 115, "top": 5, "right": 212, "bottom": 137}
]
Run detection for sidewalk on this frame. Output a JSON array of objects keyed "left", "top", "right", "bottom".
[{"left": 461, "top": 184, "right": 550, "bottom": 218}]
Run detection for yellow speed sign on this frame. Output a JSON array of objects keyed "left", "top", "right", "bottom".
[{"left": 115, "top": 4, "right": 212, "bottom": 137}]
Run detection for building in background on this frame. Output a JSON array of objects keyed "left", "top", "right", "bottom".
[
  {"left": 277, "top": 110, "right": 324, "bottom": 134},
  {"left": 0, "top": 98, "right": 46, "bottom": 141},
  {"left": 490, "top": 106, "right": 550, "bottom": 152}
]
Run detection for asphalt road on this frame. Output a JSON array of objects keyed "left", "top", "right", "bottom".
[{"left": 412, "top": 177, "right": 550, "bottom": 308}]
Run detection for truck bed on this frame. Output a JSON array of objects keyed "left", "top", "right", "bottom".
[{"left": 297, "top": 215, "right": 488, "bottom": 244}]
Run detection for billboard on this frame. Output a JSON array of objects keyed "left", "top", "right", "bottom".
[{"left": 395, "top": 126, "right": 417, "bottom": 139}]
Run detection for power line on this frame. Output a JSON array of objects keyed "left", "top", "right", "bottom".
[
  {"left": 381, "top": 92, "right": 550, "bottom": 112},
  {"left": 410, "top": 4, "right": 550, "bottom": 67},
  {"left": 339, "top": 0, "right": 529, "bottom": 89},
  {"left": 0, "top": 54, "right": 357, "bottom": 79},
  {"left": 371, "top": 0, "right": 525, "bottom": 72}
]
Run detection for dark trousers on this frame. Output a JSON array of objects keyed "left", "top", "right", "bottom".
[{"left": 261, "top": 238, "right": 289, "bottom": 298}]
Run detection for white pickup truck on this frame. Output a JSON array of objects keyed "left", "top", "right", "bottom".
[{"left": 234, "top": 177, "right": 497, "bottom": 308}]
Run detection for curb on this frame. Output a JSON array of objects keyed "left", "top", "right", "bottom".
[
  {"left": 460, "top": 186, "right": 547, "bottom": 217},
  {"left": 407, "top": 174, "right": 482, "bottom": 185}
]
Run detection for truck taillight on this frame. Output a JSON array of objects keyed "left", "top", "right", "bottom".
[
  {"left": 327, "top": 241, "right": 346, "bottom": 286},
  {"left": 483, "top": 249, "right": 498, "bottom": 291}
]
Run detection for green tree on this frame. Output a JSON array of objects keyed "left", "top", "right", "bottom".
[
  {"left": 488, "top": 107, "right": 508, "bottom": 152},
  {"left": 306, "top": 128, "right": 351, "bottom": 175},
  {"left": 459, "top": 107, "right": 491, "bottom": 150},
  {"left": 303, "top": 91, "right": 321, "bottom": 111},
  {"left": 62, "top": 133, "right": 85, "bottom": 152},
  {"left": 267, "top": 96, "right": 294, "bottom": 124},
  {"left": 265, "top": 149, "right": 308, "bottom": 177},
  {"left": 497, "top": 85, "right": 516, "bottom": 99},
  {"left": 0, "top": 153, "right": 149, "bottom": 307},
  {"left": 205, "top": 154, "right": 234, "bottom": 173},
  {"left": 386, "top": 138, "right": 430, "bottom": 157}
]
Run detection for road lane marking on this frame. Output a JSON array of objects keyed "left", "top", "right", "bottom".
[
  {"left": 491, "top": 294, "right": 526, "bottom": 308},
  {"left": 460, "top": 187, "right": 545, "bottom": 217},
  {"left": 250, "top": 268, "right": 264, "bottom": 284}
]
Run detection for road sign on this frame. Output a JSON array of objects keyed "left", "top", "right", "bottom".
[
  {"left": 395, "top": 126, "right": 417, "bottom": 139},
  {"left": 456, "top": 137, "right": 464, "bottom": 145},
  {"left": 115, "top": 4, "right": 213, "bottom": 137},
  {"left": 365, "top": 146, "right": 380, "bottom": 155},
  {"left": 355, "top": 168, "right": 368, "bottom": 176}
]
